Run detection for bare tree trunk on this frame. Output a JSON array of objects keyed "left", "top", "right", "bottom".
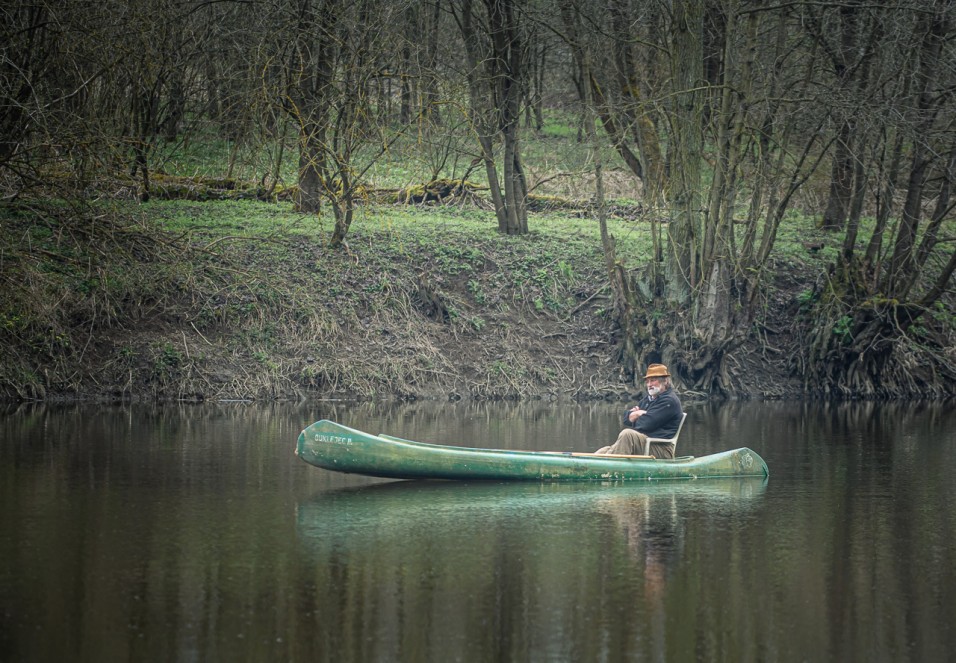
[
  {"left": 296, "top": 122, "right": 323, "bottom": 213},
  {"left": 485, "top": 0, "right": 527, "bottom": 235},
  {"left": 884, "top": 7, "right": 948, "bottom": 295},
  {"left": 163, "top": 76, "right": 185, "bottom": 142},
  {"left": 533, "top": 42, "right": 545, "bottom": 131},
  {"left": 329, "top": 167, "right": 355, "bottom": 246},
  {"left": 456, "top": 0, "right": 528, "bottom": 235},
  {"left": 839, "top": 144, "right": 868, "bottom": 263},
  {"left": 421, "top": 0, "right": 443, "bottom": 126},
  {"left": 810, "top": 2, "right": 873, "bottom": 232},
  {"left": 864, "top": 128, "right": 904, "bottom": 273},
  {"left": 665, "top": 0, "right": 703, "bottom": 305},
  {"left": 582, "top": 51, "right": 645, "bottom": 381},
  {"left": 586, "top": 76, "right": 647, "bottom": 187},
  {"left": 607, "top": 0, "right": 665, "bottom": 202},
  {"left": 698, "top": 3, "right": 752, "bottom": 344},
  {"left": 288, "top": 0, "right": 338, "bottom": 214},
  {"left": 910, "top": 143, "right": 956, "bottom": 286},
  {"left": 458, "top": 0, "right": 507, "bottom": 223},
  {"left": 820, "top": 125, "right": 854, "bottom": 230},
  {"left": 399, "top": 1, "right": 421, "bottom": 126}
]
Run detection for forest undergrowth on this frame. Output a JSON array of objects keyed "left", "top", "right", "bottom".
[{"left": 7, "top": 184, "right": 945, "bottom": 403}]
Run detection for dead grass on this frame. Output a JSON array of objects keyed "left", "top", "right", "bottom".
[{"left": 1, "top": 194, "right": 952, "bottom": 402}]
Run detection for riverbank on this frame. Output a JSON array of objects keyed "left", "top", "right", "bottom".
[{"left": 1, "top": 197, "right": 951, "bottom": 402}]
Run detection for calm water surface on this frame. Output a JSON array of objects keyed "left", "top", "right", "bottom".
[{"left": 1, "top": 400, "right": 954, "bottom": 662}]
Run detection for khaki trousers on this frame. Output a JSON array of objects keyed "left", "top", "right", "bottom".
[{"left": 595, "top": 428, "right": 676, "bottom": 459}]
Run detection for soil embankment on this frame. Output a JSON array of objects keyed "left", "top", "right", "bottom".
[
  {"left": 11, "top": 192, "right": 952, "bottom": 401},
  {"left": 0, "top": 199, "right": 937, "bottom": 402}
]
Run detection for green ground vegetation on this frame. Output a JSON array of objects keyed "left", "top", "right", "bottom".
[{"left": 0, "top": 186, "right": 863, "bottom": 402}]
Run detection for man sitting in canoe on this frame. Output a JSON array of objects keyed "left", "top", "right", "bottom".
[{"left": 595, "top": 363, "right": 683, "bottom": 458}]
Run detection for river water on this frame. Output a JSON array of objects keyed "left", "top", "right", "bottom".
[{"left": 1, "top": 400, "right": 954, "bottom": 662}]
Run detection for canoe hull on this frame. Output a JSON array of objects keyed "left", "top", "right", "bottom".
[{"left": 296, "top": 420, "right": 770, "bottom": 482}]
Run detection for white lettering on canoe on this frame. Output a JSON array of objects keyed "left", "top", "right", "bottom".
[{"left": 313, "top": 433, "right": 352, "bottom": 446}]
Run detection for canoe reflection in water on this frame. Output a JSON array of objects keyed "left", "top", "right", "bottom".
[
  {"left": 295, "top": 478, "right": 768, "bottom": 545},
  {"left": 294, "top": 479, "right": 767, "bottom": 659}
]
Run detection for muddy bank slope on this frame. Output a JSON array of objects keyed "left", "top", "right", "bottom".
[{"left": 1, "top": 200, "right": 947, "bottom": 402}]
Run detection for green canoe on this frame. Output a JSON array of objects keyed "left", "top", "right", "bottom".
[{"left": 296, "top": 420, "right": 770, "bottom": 482}]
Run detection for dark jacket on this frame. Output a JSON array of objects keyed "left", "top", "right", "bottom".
[{"left": 622, "top": 387, "right": 683, "bottom": 439}]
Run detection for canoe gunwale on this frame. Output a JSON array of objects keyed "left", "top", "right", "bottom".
[{"left": 380, "top": 433, "right": 692, "bottom": 462}]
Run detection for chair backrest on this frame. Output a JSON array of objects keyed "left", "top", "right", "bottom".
[{"left": 645, "top": 412, "right": 688, "bottom": 454}]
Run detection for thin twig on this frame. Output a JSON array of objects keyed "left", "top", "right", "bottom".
[
  {"left": 190, "top": 321, "right": 213, "bottom": 346},
  {"left": 568, "top": 282, "right": 609, "bottom": 317}
]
